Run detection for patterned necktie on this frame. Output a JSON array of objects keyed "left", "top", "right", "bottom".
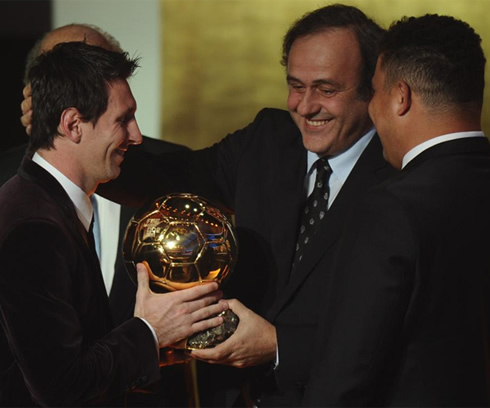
[{"left": 292, "top": 157, "right": 332, "bottom": 269}]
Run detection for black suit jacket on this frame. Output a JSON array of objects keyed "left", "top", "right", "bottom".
[
  {"left": 303, "top": 137, "right": 490, "bottom": 406},
  {"left": 0, "top": 137, "right": 188, "bottom": 327},
  {"left": 0, "top": 138, "right": 191, "bottom": 407},
  {"left": 0, "top": 157, "right": 160, "bottom": 406},
  {"left": 99, "top": 108, "right": 395, "bottom": 406}
]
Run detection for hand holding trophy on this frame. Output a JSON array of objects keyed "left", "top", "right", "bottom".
[{"left": 123, "top": 193, "right": 239, "bottom": 350}]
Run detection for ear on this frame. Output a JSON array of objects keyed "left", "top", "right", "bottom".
[
  {"left": 58, "top": 107, "right": 83, "bottom": 143},
  {"left": 395, "top": 81, "right": 412, "bottom": 116}
]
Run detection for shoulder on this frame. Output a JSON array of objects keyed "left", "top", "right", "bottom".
[
  {"left": 0, "top": 177, "right": 69, "bottom": 242},
  {"left": 229, "top": 107, "right": 299, "bottom": 146},
  {"left": 253, "top": 107, "right": 296, "bottom": 128},
  {"left": 139, "top": 136, "right": 190, "bottom": 154}
]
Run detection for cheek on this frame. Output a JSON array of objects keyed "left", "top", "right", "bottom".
[{"left": 287, "top": 92, "right": 300, "bottom": 111}]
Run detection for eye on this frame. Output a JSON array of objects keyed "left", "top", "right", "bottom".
[
  {"left": 288, "top": 82, "right": 305, "bottom": 92},
  {"left": 119, "top": 114, "right": 134, "bottom": 124},
  {"left": 317, "top": 86, "right": 336, "bottom": 96}
]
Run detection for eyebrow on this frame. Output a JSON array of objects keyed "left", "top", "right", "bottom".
[{"left": 286, "top": 74, "right": 342, "bottom": 88}]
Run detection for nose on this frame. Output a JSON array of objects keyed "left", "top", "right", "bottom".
[
  {"left": 295, "top": 89, "right": 322, "bottom": 118},
  {"left": 128, "top": 119, "right": 143, "bottom": 146}
]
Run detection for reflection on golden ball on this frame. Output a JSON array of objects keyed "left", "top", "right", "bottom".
[{"left": 123, "top": 193, "right": 238, "bottom": 292}]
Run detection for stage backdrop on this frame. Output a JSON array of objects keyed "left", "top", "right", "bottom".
[{"left": 161, "top": 0, "right": 490, "bottom": 150}]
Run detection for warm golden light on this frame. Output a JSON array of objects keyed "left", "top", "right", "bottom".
[{"left": 161, "top": 0, "right": 490, "bottom": 148}]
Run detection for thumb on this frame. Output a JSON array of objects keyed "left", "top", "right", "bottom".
[
  {"left": 134, "top": 262, "right": 151, "bottom": 319},
  {"left": 136, "top": 262, "right": 151, "bottom": 294}
]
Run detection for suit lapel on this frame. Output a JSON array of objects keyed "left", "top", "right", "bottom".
[
  {"left": 267, "top": 135, "right": 393, "bottom": 320},
  {"left": 19, "top": 157, "right": 114, "bottom": 326},
  {"left": 19, "top": 157, "right": 90, "bottom": 248},
  {"left": 267, "top": 128, "right": 307, "bottom": 291}
]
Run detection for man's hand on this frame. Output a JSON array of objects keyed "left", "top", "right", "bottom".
[
  {"left": 190, "top": 299, "right": 277, "bottom": 368},
  {"left": 20, "top": 84, "right": 32, "bottom": 136},
  {"left": 134, "top": 262, "right": 228, "bottom": 349}
]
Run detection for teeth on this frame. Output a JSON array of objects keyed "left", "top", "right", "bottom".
[{"left": 306, "top": 119, "right": 328, "bottom": 127}]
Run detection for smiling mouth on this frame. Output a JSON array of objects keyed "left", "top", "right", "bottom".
[{"left": 306, "top": 119, "right": 330, "bottom": 127}]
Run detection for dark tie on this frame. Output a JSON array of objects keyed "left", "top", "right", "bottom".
[
  {"left": 90, "top": 195, "right": 102, "bottom": 260},
  {"left": 292, "top": 157, "right": 332, "bottom": 269},
  {"left": 87, "top": 217, "right": 98, "bottom": 256}
]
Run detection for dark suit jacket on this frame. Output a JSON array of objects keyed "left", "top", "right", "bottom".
[
  {"left": 99, "top": 108, "right": 395, "bottom": 406},
  {"left": 0, "top": 137, "right": 188, "bottom": 327},
  {"left": 0, "top": 157, "right": 160, "bottom": 406},
  {"left": 0, "top": 138, "right": 192, "bottom": 407},
  {"left": 303, "top": 137, "right": 490, "bottom": 406}
]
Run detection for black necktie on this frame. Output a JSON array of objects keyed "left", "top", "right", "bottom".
[
  {"left": 87, "top": 218, "right": 98, "bottom": 256},
  {"left": 90, "top": 195, "right": 102, "bottom": 259},
  {"left": 292, "top": 157, "right": 332, "bottom": 269}
]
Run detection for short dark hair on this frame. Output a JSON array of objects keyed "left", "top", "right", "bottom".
[
  {"left": 379, "top": 14, "right": 486, "bottom": 111},
  {"left": 28, "top": 42, "right": 139, "bottom": 152},
  {"left": 281, "top": 4, "right": 385, "bottom": 100}
]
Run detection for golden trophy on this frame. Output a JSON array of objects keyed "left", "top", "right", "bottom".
[{"left": 123, "top": 193, "right": 239, "bottom": 350}]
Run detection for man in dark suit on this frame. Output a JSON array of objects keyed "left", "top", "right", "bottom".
[
  {"left": 0, "top": 42, "right": 226, "bottom": 406},
  {"left": 12, "top": 22, "right": 190, "bottom": 325},
  {"left": 97, "top": 5, "right": 395, "bottom": 406},
  {"left": 13, "top": 23, "right": 200, "bottom": 407},
  {"left": 303, "top": 14, "right": 490, "bottom": 406}
]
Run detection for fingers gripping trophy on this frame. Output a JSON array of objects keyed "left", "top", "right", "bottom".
[{"left": 123, "top": 193, "right": 239, "bottom": 350}]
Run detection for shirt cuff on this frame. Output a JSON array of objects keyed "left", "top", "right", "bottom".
[{"left": 274, "top": 344, "right": 279, "bottom": 369}]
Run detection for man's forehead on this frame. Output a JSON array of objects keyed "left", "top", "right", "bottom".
[{"left": 107, "top": 80, "right": 136, "bottom": 110}]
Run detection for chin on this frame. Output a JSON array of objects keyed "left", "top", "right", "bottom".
[{"left": 302, "top": 139, "right": 330, "bottom": 156}]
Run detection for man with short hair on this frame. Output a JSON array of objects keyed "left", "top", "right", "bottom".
[
  {"left": 9, "top": 23, "right": 190, "bottom": 325},
  {"left": 0, "top": 42, "right": 225, "bottom": 406},
  {"left": 95, "top": 5, "right": 395, "bottom": 406},
  {"left": 303, "top": 14, "right": 490, "bottom": 406}
]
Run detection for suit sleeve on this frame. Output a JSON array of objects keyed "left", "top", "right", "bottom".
[
  {"left": 0, "top": 220, "right": 160, "bottom": 406},
  {"left": 302, "top": 188, "right": 416, "bottom": 406},
  {"left": 97, "top": 108, "right": 273, "bottom": 211}
]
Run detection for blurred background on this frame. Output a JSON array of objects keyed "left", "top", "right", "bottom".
[{"left": 1, "top": 0, "right": 489, "bottom": 152}]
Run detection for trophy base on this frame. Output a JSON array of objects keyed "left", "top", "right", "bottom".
[{"left": 174, "top": 309, "right": 239, "bottom": 350}]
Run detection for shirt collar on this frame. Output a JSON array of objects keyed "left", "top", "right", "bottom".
[
  {"left": 306, "top": 127, "right": 376, "bottom": 182},
  {"left": 402, "top": 131, "right": 486, "bottom": 169},
  {"left": 32, "top": 152, "right": 93, "bottom": 231}
]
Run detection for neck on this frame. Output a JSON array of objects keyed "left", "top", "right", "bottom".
[
  {"left": 37, "top": 148, "right": 96, "bottom": 194},
  {"left": 389, "top": 108, "right": 481, "bottom": 169}
]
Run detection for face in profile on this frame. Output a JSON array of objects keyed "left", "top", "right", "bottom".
[
  {"left": 286, "top": 28, "right": 372, "bottom": 157},
  {"left": 79, "top": 79, "right": 142, "bottom": 185},
  {"left": 368, "top": 58, "right": 399, "bottom": 168}
]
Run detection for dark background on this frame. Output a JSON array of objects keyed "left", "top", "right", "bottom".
[{"left": 0, "top": 0, "right": 51, "bottom": 152}]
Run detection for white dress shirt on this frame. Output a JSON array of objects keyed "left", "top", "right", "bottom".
[
  {"left": 402, "top": 131, "right": 486, "bottom": 169},
  {"left": 306, "top": 127, "right": 376, "bottom": 207}
]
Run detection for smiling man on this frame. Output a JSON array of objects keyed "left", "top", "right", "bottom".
[
  {"left": 0, "top": 42, "right": 226, "bottom": 406},
  {"left": 303, "top": 14, "right": 490, "bottom": 406},
  {"left": 94, "top": 5, "right": 395, "bottom": 406}
]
